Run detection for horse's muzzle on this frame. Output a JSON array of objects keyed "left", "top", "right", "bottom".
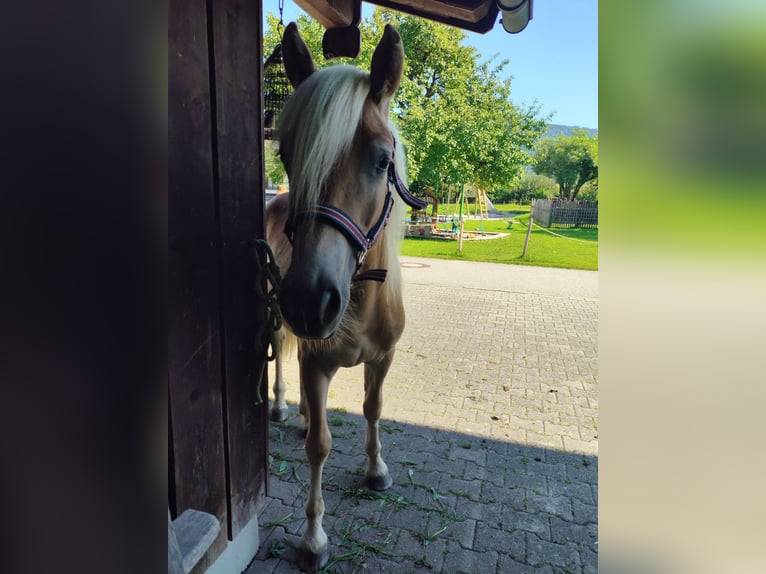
[{"left": 279, "top": 270, "right": 347, "bottom": 339}]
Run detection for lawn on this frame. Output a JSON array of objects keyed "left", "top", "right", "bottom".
[{"left": 400, "top": 213, "right": 598, "bottom": 271}]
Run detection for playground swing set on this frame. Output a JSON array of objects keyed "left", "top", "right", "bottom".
[{"left": 404, "top": 183, "right": 496, "bottom": 240}]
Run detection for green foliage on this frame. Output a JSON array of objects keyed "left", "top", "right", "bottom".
[
  {"left": 532, "top": 130, "right": 599, "bottom": 199},
  {"left": 489, "top": 172, "right": 557, "bottom": 204},
  {"left": 381, "top": 11, "right": 548, "bottom": 191},
  {"left": 264, "top": 10, "right": 548, "bottom": 193},
  {"left": 578, "top": 179, "right": 599, "bottom": 202},
  {"left": 264, "top": 141, "right": 286, "bottom": 187}
]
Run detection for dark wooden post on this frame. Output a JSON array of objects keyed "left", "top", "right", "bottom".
[
  {"left": 170, "top": 0, "right": 270, "bottom": 568},
  {"left": 168, "top": 0, "right": 229, "bottom": 564},
  {"left": 209, "top": 0, "right": 270, "bottom": 539}
]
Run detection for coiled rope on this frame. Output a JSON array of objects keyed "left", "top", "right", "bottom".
[{"left": 250, "top": 238, "right": 283, "bottom": 404}]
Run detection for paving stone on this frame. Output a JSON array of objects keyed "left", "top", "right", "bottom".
[
  {"left": 437, "top": 474, "right": 483, "bottom": 502},
  {"left": 258, "top": 500, "right": 304, "bottom": 535},
  {"left": 481, "top": 483, "right": 527, "bottom": 517},
  {"left": 502, "top": 508, "right": 551, "bottom": 539},
  {"left": 567, "top": 462, "right": 598, "bottom": 485},
  {"left": 563, "top": 436, "right": 598, "bottom": 455},
  {"left": 491, "top": 451, "right": 530, "bottom": 475},
  {"left": 473, "top": 521, "right": 526, "bottom": 560},
  {"left": 581, "top": 547, "right": 598, "bottom": 574},
  {"left": 525, "top": 459, "right": 568, "bottom": 480},
  {"left": 572, "top": 498, "right": 598, "bottom": 525},
  {"left": 437, "top": 516, "right": 476, "bottom": 549},
  {"left": 266, "top": 476, "right": 304, "bottom": 507},
  {"left": 497, "top": 554, "right": 555, "bottom": 574},
  {"left": 383, "top": 506, "right": 431, "bottom": 532},
  {"left": 390, "top": 529, "right": 446, "bottom": 572},
  {"left": 526, "top": 533, "right": 582, "bottom": 571},
  {"left": 506, "top": 470, "right": 549, "bottom": 494},
  {"left": 547, "top": 477, "right": 595, "bottom": 505},
  {"left": 248, "top": 262, "right": 598, "bottom": 573},
  {"left": 443, "top": 540, "right": 499, "bottom": 574},
  {"left": 526, "top": 430, "right": 566, "bottom": 450},
  {"left": 525, "top": 492, "right": 574, "bottom": 521},
  {"left": 448, "top": 441, "right": 489, "bottom": 466},
  {"left": 459, "top": 493, "right": 504, "bottom": 526},
  {"left": 550, "top": 516, "right": 598, "bottom": 548}
]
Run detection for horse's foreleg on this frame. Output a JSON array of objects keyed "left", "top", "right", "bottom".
[
  {"left": 296, "top": 358, "right": 333, "bottom": 571},
  {"left": 269, "top": 327, "right": 288, "bottom": 422},
  {"left": 363, "top": 351, "right": 394, "bottom": 491},
  {"left": 296, "top": 347, "right": 309, "bottom": 433}
]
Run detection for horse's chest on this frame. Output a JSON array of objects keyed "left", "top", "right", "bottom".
[{"left": 331, "top": 337, "right": 381, "bottom": 368}]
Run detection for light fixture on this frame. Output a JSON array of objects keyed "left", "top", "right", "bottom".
[{"left": 496, "top": 0, "right": 533, "bottom": 34}]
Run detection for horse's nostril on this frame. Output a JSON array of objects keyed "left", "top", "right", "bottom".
[
  {"left": 279, "top": 273, "right": 346, "bottom": 339},
  {"left": 319, "top": 286, "right": 342, "bottom": 328}
]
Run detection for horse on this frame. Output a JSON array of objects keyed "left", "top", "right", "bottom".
[{"left": 264, "top": 23, "right": 426, "bottom": 570}]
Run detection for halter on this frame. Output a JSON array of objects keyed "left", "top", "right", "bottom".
[{"left": 284, "top": 137, "right": 428, "bottom": 282}]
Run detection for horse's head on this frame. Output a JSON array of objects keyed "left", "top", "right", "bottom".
[{"left": 277, "top": 23, "right": 404, "bottom": 339}]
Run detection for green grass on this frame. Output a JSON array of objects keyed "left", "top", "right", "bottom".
[{"left": 401, "top": 214, "right": 598, "bottom": 271}]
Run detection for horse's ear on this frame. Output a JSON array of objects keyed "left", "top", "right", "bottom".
[
  {"left": 369, "top": 24, "right": 404, "bottom": 107},
  {"left": 282, "top": 22, "right": 316, "bottom": 88}
]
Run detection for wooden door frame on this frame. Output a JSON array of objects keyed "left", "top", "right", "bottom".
[{"left": 169, "top": 0, "right": 269, "bottom": 569}]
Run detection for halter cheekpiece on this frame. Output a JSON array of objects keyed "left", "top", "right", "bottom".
[{"left": 284, "top": 137, "right": 428, "bottom": 283}]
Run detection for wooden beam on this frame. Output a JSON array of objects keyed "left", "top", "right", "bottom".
[
  {"left": 365, "top": 0, "right": 499, "bottom": 33},
  {"left": 374, "top": 0, "right": 491, "bottom": 23},
  {"left": 294, "top": 0, "right": 358, "bottom": 28}
]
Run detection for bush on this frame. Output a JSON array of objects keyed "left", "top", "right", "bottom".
[
  {"left": 487, "top": 188, "right": 516, "bottom": 203},
  {"left": 488, "top": 173, "right": 557, "bottom": 204},
  {"left": 578, "top": 180, "right": 599, "bottom": 202}
]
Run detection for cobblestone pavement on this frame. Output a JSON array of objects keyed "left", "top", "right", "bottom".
[{"left": 248, "top": 258, "right": 598, "bottom": 573}]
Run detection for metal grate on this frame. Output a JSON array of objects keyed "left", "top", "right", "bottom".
[{"left": 263, "top": 44, "right": 291, "bottom": 140}]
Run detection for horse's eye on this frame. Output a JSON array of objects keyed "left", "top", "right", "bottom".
[{"left": 377, "top": 155, "right": 392, "bottom": 172}]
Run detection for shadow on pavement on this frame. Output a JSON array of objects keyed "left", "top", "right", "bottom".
[{"left": 249, "top": 404, "right": 597, "bottom": 574}]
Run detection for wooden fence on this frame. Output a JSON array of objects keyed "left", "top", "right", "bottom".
[{"left": 532, "top": 199, "right": 598, "bottom": 228}]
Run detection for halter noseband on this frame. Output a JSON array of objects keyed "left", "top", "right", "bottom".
[{"left": 284, "top": 137, "right": 428, "bottom": 282}]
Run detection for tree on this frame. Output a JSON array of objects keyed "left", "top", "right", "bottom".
[
  {"left": 264, "top": 10, "right": 548, "bottom": 193},
  {"left": 532, "top": 130, "right": 598, "bottom": 200},
  {"left": 264, "top": 141, "right": 286, "bottom": 188},
  {"left": 578, "top": 179, "right": 598, "bottom": 202},
  {"left": 488, "top": 173, "right": 556, "bottom": 204}
]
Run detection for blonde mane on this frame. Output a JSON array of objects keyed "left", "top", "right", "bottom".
[{"left": 278, "top": 64, "right": 406, "bottom": 298}]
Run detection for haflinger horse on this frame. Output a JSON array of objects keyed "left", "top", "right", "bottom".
[{"left": 265, "top": 22, "right": 427, "bottom": 571}]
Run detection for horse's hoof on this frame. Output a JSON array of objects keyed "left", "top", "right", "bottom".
[
  {"left": 296, "top": 546, "right": 330, "bottom": 572},
  {"left": 366, "top": 474, "right": 393, "bottom": 491},
  {"left": 270, "top": 405, "right": 289, "bottom": 422}
]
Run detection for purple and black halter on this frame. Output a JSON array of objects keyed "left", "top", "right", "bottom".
[{"left": 284, "top": 138, "right": 428, "bottom": 282}]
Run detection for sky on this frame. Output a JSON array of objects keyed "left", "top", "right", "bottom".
[{"left": 263, "top": 0, "right": 598, "bottom": 129}]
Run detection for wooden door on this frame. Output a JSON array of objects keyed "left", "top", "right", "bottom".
[{"left": 169, "top": 0, "right": 269, "bottom": 569}]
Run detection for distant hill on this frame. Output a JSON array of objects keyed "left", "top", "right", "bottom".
[{"left": 542, "top": 124, "right": 598, "bottom": 139}]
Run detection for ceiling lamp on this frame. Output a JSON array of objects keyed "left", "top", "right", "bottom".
[{"left": 496, "top": 0, "right": 533, "bottom": 34}]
